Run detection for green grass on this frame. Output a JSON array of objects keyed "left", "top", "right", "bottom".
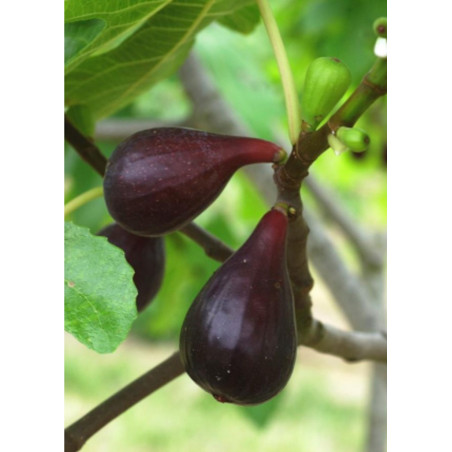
[{"left": 65, "top": 336, "right": 369, "bottom": 452}]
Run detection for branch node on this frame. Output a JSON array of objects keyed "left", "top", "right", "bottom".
[{"left": 362, "top": 75, "right": 387, "bottom": 96}]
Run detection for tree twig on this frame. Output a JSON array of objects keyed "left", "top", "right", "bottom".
[
  {"left": 64, "top": 115, "right": 107, "bottom": 177},
  {"left": 365, "top": 363, "right": 387, "bottom": 452},
  {"left": 179, "top": 223, "right": 234, "bottom": 262},
  {"left": 64, "top": 352, "right": 185, "bottom": 452},
  {"left": 301, "top": 320, "right": 387, "bottom": 363}
]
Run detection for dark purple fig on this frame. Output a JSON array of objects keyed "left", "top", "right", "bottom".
[
  {"left": 103, "top": 127, "right": 286, "bottom": 236},
  {"left": 98, "top": 223, "right": 165, "bottom": 312},
  {"left": 179, "top": 208, "right": 297, "bottom": 405}
]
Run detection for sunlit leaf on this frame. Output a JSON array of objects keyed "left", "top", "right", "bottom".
[
  {"left": 65, "top": 0, "right": 171, "bottom": 73},
  {"left": 65, "top": 0, "right": 256, "bottom": 119},
  {"left": 64, "top": 222, "right": 137, "bottom": 353}
]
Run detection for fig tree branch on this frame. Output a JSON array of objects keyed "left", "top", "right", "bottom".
[
  {"left": 64, "top": 115, "right": 107, "bottom": 177},
  {"left": 366, "top": 363, "right": 387, "bottom": 452},
  {"left": 276, "top": 188, "right": 315, "bottom": 329},
  {"left": 64, "top": 352, "right": 185, "bottom": 452},
  {"left": 301, "top": 320, "right": 387, "bottom": 363}
]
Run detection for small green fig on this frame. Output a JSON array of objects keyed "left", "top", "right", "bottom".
[
  {"left": 336, "top": 126, "right": 370, "bottom": 152},
  {"left": 301, "top": 57, "right": 351, "bottom": 131},
  {"left": 373, "top": 17, "right": 387, "bottom": 38}
]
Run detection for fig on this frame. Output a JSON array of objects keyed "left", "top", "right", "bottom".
[
  {"left": 98, "top": 223, "right": 165, "bottom": 311},
  {"left": 301, "top": 57, "right": 351, "bottom": 131},
  {"left": 179, "top": 208, "right": 297, "bottom": 405},
  {"left": 373, "top": 17, "right": 387, "bottom": 38},
  {"left": 336, "top": 126, "right": 370, "bottom": 152},
  {"left": 103, "top": 127, "right": 286, "bottom": 236}
]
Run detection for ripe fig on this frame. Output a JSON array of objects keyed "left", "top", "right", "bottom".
[
  {"left": 103, "top": 127, "right": 286, "bottom": 236},
  {"left": 179, "top": 208, "right": 297, "bottom": 405},
  {"left": 98, "top": 223, "right": 165, "bottom": 311}
]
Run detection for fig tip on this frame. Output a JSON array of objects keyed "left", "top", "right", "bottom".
[{"left": 273, "top": 148, "right": 287, "bottom": 163}]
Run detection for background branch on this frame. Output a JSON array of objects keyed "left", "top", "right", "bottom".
[{"left": 179, "top": 223, "right": 234, "bottom": 262}]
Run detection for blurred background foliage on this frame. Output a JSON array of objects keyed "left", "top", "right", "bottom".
[{"left": 65, "top": 0, "right": 386, "bottom": 449}]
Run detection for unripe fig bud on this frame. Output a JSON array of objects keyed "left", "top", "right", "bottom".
[
  {"left": 373, "top": 17, "right": 387, "bottom": 38},
  {"left": 336, "top": 126, "right": 370, "bottom": 152},
  {"left": 301, "top": 57, "right": 351, "bottom": 131}
]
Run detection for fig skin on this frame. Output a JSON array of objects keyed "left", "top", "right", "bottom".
[
  {"left": 98, "top": 223, "right": 165, "bottom": 312},
  {"left": 179, "top": 209, "right": 297, "bottom": 405},
  {"left": 103, "top": 127, "right": 285, "bottom": 237}
]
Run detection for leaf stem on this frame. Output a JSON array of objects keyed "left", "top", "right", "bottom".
[
  {"left": 64, "top": 186, "right": 104, "bottom": 217},
  {"left": 256, "top": 0, "right": 300, "bottom": 145}
]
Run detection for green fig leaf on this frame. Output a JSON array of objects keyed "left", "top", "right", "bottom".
[
  {"left": 64, "top": 222, "right": 137, "bottom": 353},
  {"left": 65, "top": 0, "right": 256, "bottom": 119},
  {"left": 217, "top": 4, "right": 260, "bottom": 34},
  {"left": 65, "top": 18, "right": 106, "bottom": 68},
  {"left": 64, "top": 0, "right": 171, "bottom": 73}
]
